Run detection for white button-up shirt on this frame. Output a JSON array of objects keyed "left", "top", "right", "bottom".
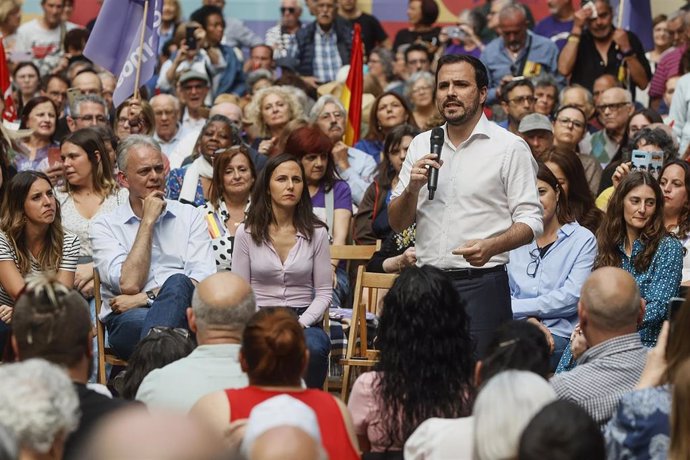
[
  {"left": 392, "top": 114, "right": 543, "bottom": 269},
  {"left": 91, "top": 199, "right": 216, "bottom": 319}
]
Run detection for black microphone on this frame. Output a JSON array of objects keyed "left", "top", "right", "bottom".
[{"left": 427, "top": 127, "right": 444, "bottom": 200}]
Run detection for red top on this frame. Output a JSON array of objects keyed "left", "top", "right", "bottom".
[{"left": 226, "top": 386, "right": 359, "bottom": 460}]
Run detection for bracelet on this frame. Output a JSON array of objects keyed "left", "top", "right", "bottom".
[
  {"left": 567, "top": 35, "right": 580, "bottom": 44},
  {"left": 569, "top": 32, "right": 581, "bottom": 38},
  {"left": 621, "top": 49, "right": 635, "bottom": 58}
]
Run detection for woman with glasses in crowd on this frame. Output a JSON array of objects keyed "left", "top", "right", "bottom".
[
  {"left": 200, "top": 146, "right": 256, "bottom": 272},
  {"left": 405, "top": 71, "right": 438, "bottom": 130},
  {"left": 507, "top": 163, "right": 597, "bottom": 371},
  {"left": 167, "top": 115, "right": 240, "bottom": 206},
  {"left": 557, "top": 171, "right": 683, "bottom": 372},
  {"left": 0, "top": 171, "right": 80, "bottom": 353},
  {"left": 231, "top": 154, "right": 332, "bottom": 389},
  {"left": 355, "top": 91, "right": 418, "bottom": 163},
  {"left": 55, "top": 128, "right": 128, "bottom": 299},
  {"left": 113, "top": 98, "right": 155, "bottom": 140},
  {"left": 191, "top": 307, "right": 359, "bottom": 459},
  {"left": 552, "top": 105, "right": 603, "bottom": 194},
  {"left": 542, "top": 148, "right": 604, "bottom": 234},
  {"left": 366, "top": 47, "right": 398, "bottom": 94}
]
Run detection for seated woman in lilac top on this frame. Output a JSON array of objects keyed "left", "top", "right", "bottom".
[{"left": 232, "top": 154, "right": 332, "bottom": 389}]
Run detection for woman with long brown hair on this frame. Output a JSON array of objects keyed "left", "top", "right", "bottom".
[
  {"left": 231, "top": 154, "right": 331, "bottom": 389},
  {"left": 0, "top": 171, "right": 80, "bottom": 351},
  {"left": 557, "top": 171, "right": 683, "bottom": 372}
]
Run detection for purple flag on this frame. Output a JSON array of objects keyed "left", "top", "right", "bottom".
[
  {"left": 84, "top": 0, "right": 162, "bottom": 107},
  {"left": 614, "top": 0, "right": 653, "bottom": 51}
]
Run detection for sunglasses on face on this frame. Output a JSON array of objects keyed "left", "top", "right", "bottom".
[{"left": 280, "top": 6, "right": 296, "bottom": 14}]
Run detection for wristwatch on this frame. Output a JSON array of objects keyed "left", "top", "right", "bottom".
[{"left": 146, "top": 290, "right": 156, "bottom": 307}]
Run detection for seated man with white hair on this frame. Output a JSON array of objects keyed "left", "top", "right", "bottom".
[
  {"left": 91, "top": 135, "right": 216, "bottom": 360},
  {"left": 151, "top": 94, "right": 186, "bottom": 158},
  {"left": 310, "top": 95, "right": 377, "bottom": 206}
]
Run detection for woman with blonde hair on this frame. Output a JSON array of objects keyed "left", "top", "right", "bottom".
[
  {"left": 245, "top": 86, "right": 303, "bottom": 157},
  {"left": 56, "top": 128, "right": 128, "bottom": 299}
]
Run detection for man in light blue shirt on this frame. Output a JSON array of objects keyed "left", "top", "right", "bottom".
[
  {"left": 91, "top": 135, "right": 216, "bottom": 360},
  {"left": 480, "top": 4, "right": 565, "bottom": 105},
  {"left": 310, "top": 95, "right": 377, "bottom": 206},
  {"left": 136, "top": 272, "right": 253, "bottom": 412}
]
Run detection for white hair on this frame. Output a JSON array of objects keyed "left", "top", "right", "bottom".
[
  {"left": 308, "top": 95, "right": 346, "bottom": 123},
  {"left": 473, "top": 371, "right": 556, "bottom": 460},
  {"left": 0, "top": 359, "right": 79, "bottom": 454},
  {"left": 116, "top": 134, "right": 162, "bottom": 172}
]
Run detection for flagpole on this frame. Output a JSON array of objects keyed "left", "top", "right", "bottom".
[
  {"left": 133, "top": 0, "right": 149, "bottom": 100},
  {"left": 617, "top": 0, "right": 624, "bottom": 29}
]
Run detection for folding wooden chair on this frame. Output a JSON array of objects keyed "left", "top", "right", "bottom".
[
  {"left": 93, "top": 268, "right": 127, "bottom": 384},
  {"left": 340, "top": 266, "right": 397, "bottom": 402},
  {"left": 325, "top": 244, "right": 380, "bottom": 392}
]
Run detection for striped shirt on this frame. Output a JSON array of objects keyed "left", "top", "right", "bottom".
[
  {"left": 550, "top": 333, "right": 647, "bottom": 426},
  {"left": 0, "top": 230, "right": 80, "bottom": 307},
  {"left": 649, "top": 45, "right": 684, "bottom": 99}
]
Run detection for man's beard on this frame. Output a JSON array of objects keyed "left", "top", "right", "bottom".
[{"left": 439, "top": 95, "right": 481, "bottom": 126}]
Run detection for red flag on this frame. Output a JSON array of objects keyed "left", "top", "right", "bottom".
[
  {"left": 340, "top": 23, "right": 363, "bottom": 146},
  {"left": 0, "top": 39, "right": 16, "bottom": 122}
]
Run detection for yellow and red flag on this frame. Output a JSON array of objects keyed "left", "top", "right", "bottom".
[
  {"left": 340, "top": 23, "right": 363, "bottom": 146},
  {"left": 0, "top": 39, "right": 16, "bottom": 121}
]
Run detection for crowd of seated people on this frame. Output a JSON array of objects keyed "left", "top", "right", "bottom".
[{"left": 3, "top": 0, "right": 690, "bottom": 458}]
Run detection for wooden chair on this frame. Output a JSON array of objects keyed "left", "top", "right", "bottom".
[
  {"left": 93, "top": 268, "right": 127, "bottom": 384},
  {"left": 325, "top": 244, "right": 380, "bottom": 392},
  {"left": 340, "top": 266, "right": 397, "bottom": 402}
]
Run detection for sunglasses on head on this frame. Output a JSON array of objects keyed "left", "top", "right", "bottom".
[{"left": 280, "top": 6, "right": 296, "bottom": 14}]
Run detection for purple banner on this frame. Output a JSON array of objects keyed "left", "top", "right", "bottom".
[{"left": 84, "top": 0, "right": 162, "bottom": 107}]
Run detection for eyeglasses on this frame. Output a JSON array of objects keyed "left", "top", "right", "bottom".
[
  {"left": 147, "top": 326, "right": 191, "bottom": 339},
  {"left": 280, "top": 6, "right": 296, "bottom": 14},
  {"left": 556, "top": 116, "right": 585, "bottom": 129},
  {"left": 412, "top": 85, "right": 433, "bottom": 95},
  {"left": 318, "top": 111, "right": 344, "bottom": 121},
  {"left": 509, "top": 96, "right": 536, "bottom": 105},
  {"left": 595, "top": 102, "right": 630, "bottom": 112},
  {"left": 74, "top": 114, "right": 108, "bottom": 123},
  {"left": 526, "top": 248, "right": 540, "bottom": 278}
]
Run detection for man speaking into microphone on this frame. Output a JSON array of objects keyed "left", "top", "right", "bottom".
[{"left": 388, "top": 54, "right": 543, "bottom": 357}]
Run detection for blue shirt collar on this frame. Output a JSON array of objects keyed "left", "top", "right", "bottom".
[{"left": 122, "top": 198, "right": 176, "bottom": 225}]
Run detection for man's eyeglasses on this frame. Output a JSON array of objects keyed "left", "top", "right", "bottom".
[
  {"left": 595, "top": 102, "right": 630, "bottom": 113},
  {"left": 280, "top": 6, "right": 296, "bottom": 14},
  {"left": 526, "top": 248, "right": 540, "bottom": 278},
  {"left": 509, "top": 96, "right": 536, "bottom": 105},
  {"left": 556, "top": 116, "right": 585, "bottom": 129},
  {"left": 74, "top": 114, "right": 108, "bottom": 123}
]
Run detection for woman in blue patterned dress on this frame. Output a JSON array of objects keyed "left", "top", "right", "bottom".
[{"left": 557, "top": 171, "right": 683, "bottom": 372}]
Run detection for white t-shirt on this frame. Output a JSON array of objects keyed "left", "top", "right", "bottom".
[
  {"left": 14, "top": 19, "right": 76, "bottom": 73},
  {"left": 404, "top": 416, "right": 474, "bottom": 460}
]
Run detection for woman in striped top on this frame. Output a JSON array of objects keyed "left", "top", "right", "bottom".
[{"left": 0, "top": 171, "right": 80, "bottom": 337}]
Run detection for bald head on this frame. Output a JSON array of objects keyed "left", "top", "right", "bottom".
[
  {"left": 190, "top": 273, "right": 256, "bottom": 336},
  {"left": 210, "top": 102, "right": 242, "bottom": 124},
  {"left": 580, "top": 267, "right": 640, "bottom": 332},
  {"left": 249, "top": 426, "right": 324, "bottom": 460},
  {"left": 80, "top": 408, "right": 225, "bottom": 460},
  {"left": 601, "top": 87, "right": 632, "bottom": 104}
]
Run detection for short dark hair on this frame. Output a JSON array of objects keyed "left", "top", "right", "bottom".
[
  {"left": 404, "top": 43, "right": 432, "bottom": 64},
  {"left": 190, "top": 5, "right": 225, "bottom": 29},
  {"left": 417, "top": 0, "right": 439, "bottom": 26},
  {"left": 435, "top": 54, "right": 489, "bottom": 92},
  {"left": 40, "top": 73, "right": 69, "bottom": 92},
  {"left": 501, "top": 78, "right": 534, "bottom": 103},
  {"left": 13, "top": 274, "right": 91, "bottom": 368},
  {"left": 479, "top": 320, "right": 551, "bottom": 382},
  {"left": 519, "top": 400, "right": 605, "bottom": 460}
]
